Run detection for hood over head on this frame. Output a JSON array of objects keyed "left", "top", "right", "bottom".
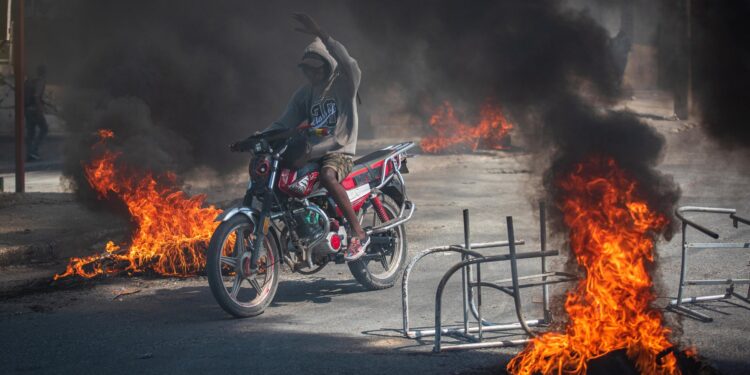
[{"left": 298, "top": 37, "right": 337, "bottom": 79}]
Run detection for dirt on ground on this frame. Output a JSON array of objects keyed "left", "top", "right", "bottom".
[{"left": 0, "top": 192, "right": 129, "bottom": 295}]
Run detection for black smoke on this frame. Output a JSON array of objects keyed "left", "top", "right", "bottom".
[
  {"left": 542, "top": 100, "right": 680, "bottom": 238},
  {"left": 28, "top": 0, "right": 357, "bottom": 201},
  {"left": 349, "top": 0, "right": 680, "bottom": 232},
  {"left": 28, "top": 0, "right": 681, "bottom": 225},
  {"left": 690, "top": 0, "right": 750, "bottom": 151},
  {"left": 349, "top": 1, "right": 620, "bottom": 128}
]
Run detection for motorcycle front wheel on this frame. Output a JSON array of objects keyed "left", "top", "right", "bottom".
[{"left": 207, "top": 214, "right": 280, "bottom": 318}]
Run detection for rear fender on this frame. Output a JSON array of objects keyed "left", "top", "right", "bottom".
[{"left": 382, "top": 183, "right": 405, "bottom": 207}]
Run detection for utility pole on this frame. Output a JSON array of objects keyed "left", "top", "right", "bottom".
[{"left": 13, "top": 0, "right": 24, "bottom": 193}]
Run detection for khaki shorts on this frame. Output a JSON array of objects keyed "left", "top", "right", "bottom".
[{"left": 320, "top": 153, "right": 353, "bottom": 182}]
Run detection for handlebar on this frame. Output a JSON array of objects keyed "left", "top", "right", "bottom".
[
  {"left": 276, "top": 144, "right": 289, "bottom": 156},
  {"left": 230, "top": 128, "right": 300, "bottom": 154}
]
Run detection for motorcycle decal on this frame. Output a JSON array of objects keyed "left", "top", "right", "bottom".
[
  {"left": 346, "top": 184, "right": 371, "bottom": 203},
  {"left": 289, "top": 172, "right": 318, "bottom": 196},
  {"left": 278, "top": 169, "right": 320, "bottom": 198},
  {"left": 341, "top": 159, "right": 391, "bottom": 190},
  {"left": 310, "top": 98, "right": 337, "bottom": 131}
]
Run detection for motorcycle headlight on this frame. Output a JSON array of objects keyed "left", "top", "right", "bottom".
[{"left": 249, "top": 157, "right": 270, "bottom": 178}]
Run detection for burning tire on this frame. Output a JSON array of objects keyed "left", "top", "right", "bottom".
[
  {"left": 348, "top": 194, "right": 408, "bottom": 290},
  {"left": 207, "top": 215, "right": 280, "bottom": 318}
]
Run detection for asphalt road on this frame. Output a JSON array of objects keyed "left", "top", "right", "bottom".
[{"left": 1, "top": 120, "right": 749, "bottom": 375}]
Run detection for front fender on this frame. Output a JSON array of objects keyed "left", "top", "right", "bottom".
[
  {"left": 214, "top": 205, "right": 259, "bottom": 223},
  {"left": 214, "top": 206, "right": 281, "bottom": 260}
]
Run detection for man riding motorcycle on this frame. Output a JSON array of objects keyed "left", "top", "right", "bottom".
[{"left": 233, "top": 13, "right": 369, "bottom": 261}]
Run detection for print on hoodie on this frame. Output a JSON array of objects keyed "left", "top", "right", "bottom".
[{"left": 311, "top": 98, "right": 338, "bottom": 131}]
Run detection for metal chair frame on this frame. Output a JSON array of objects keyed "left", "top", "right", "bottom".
[
  {"left": 667, "top": 206, "right": 750, "bottom": 322},
  {"left": 401, "top": 203, "right": 577, "bottom": 352}
]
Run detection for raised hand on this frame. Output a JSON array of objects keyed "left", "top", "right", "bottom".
[{"left": 292, "top": 13, "right": 326, "bottom": 39}]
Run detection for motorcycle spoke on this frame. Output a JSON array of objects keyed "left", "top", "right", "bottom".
[
  {"left": 220, "top": 256, "right": 238, "bottom": 269},
  {"left": 379, "top": 251, "right": 390, "bottom": 270},
  {"left": 248, "top": 277, "right": 262, "bottom": 293},
  {"left": 234, "top": 229, "right": 246, "bottom": 254},
  {"left": 229, "top": 275, "right": 243, "bottom": 299}
]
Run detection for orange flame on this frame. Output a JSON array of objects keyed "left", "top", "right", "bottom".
[
  {"left": 54, "top": 130, "right": 222, "bottom": 279},
  {"left": 420, "top": 100, "right": 513, "bottom": 153},
  {"left": 97, "top": 129, "right": 115, "bottom": 140},
  {"left": 507, "top": 156, "right": 681, "bottom": 374}
]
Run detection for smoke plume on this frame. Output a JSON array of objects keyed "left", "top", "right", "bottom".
[
  {"left": 690, "top": 0, "right": 750, "bottom": 151},
  {"left": 29, "top": 0, "right": 681, "bottom": 225},
  {"left": 29, "top": 0, "right": 357, "bottom": 200},
  {"left": 349, "top": 0, "right": 680, "bottom": 231}
]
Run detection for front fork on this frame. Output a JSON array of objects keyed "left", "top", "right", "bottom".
[{"left": 249, "top": 158, "right": 280, "bottom": 273}]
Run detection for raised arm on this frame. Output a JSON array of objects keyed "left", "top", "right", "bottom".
[{"left": 321, "top": 36, "right": 361, "bottom": 89}]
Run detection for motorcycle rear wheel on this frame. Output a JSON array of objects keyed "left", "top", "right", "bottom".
[
  {"left": 348, "top": 194, "right": 407, "bottom": 290},
  {"left": 207, "top": 215, "right": 280, "bottom": 318}
]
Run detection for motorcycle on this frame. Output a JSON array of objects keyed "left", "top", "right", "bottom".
[{"left": 207, "top": 128, "right": 416, "bottom": 317}]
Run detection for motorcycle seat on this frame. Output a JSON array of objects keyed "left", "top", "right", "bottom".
[
  {"left": 341, "top": 149, "right": 396, "bottom": 189},
  {"left": 352, "top": 149, "right": 392, "bottom": 171}
]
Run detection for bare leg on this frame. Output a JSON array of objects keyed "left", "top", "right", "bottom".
[{"left": 320, "top": 167, "right": 366, "bottom": 240}]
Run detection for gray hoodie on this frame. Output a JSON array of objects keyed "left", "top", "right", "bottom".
[{"left": 266, "top": 36, "right": 361, "bottom": 158}]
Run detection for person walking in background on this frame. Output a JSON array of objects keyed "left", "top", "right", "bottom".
[{"left": 25, "top": 65, "right": 49, "bottom": 161}]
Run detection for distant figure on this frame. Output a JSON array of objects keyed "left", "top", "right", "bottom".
[
  {"left": 24, "top": 65, "right": 48, "bottom": 161},
  {"left": 610, "top": 3, "right": 634, "bottom": 94}
]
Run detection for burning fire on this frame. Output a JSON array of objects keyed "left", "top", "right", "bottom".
[
  {"left": 507, "top": 156, "right": 681, "bottom": 374},
  {"left": 420, "top": 100, "right": 513, "bottom": 153},
  {"left": 55, "top": 129, "right": 222, "bottom": 279}
]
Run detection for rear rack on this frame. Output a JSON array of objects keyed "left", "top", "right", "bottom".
[
  {"left": 364, "top": 142, "right": 416, "bottom": 236},
  {"left": 367, "top": 200, "right": 415, "bottom": 235},
  {"left": 375, "top": 142, "right": 415, "bottom": 191}
]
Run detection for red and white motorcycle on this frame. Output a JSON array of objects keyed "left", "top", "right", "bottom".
[{"left": 207, "top": 129, "right": 415, "bottom": 317}]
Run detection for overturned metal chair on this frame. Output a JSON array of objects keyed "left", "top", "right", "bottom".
[
  {"left": 401, "top": 203, "right": 577, "bottom": 352},
  {"left": 667, "top": 206, "right": 750, "bottom": 322}
]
